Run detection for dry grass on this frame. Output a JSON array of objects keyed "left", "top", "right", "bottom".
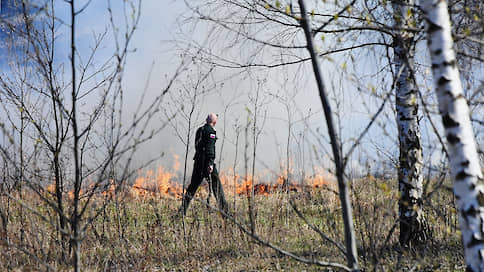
[{"left": 0, "top": 177, "right": 463, "bottom": 271}]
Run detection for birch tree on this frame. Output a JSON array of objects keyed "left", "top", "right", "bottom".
[
  {"left": 421, "top": 0, "right": 484, "bottom": 270},
  {"left": 181, "top": 0, "right": 428, "bottom": 268},
  {"left": 392, "top": 0, "right": 427, "bottom": 247}
]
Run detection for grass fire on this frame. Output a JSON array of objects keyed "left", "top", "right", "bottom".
[
  {"left": 0, "top": 0, "right": 480, "bottom": 270},
  {"left": 129, "top": 164, "right": 332, "bottom": 199},
  {"left": 0, "top": 170, "right": 462, "bottom": 271}
]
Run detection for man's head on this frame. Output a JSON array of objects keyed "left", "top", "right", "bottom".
[{"left": 206, "top": 113, "right": 218, "bottom": 126}]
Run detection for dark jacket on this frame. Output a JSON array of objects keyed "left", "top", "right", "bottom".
[{"left": 194, "top": 123, "right": 217, "bottom": 165}]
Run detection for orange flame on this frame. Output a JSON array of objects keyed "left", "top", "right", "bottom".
[
  {"left": 43, "top": 158, "right": 331, "bottom": 200},
  {"left": 102, "top": 180, "right": 116, "bottom": 198},
  {"left": 132, "top": 166, "right": 182, "bottom": 199},
  {"left": 46, "top": 184, "right": 56, "bottom": 194},
  {"left": 312, "top": 168, "right": 327, "bottom": 189},
  {"left": 235, "top": 177, "right": 250, "bottom": 195}
]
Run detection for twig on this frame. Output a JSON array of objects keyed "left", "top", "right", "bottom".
[
  {"left": 289, "top": 199, "right": 347, "bottom": 257},
  {"left": 193, "top": 198, "right": 352, "bottom": 271},
  {"left": 1, "top": 238, "right": 56, "bottom": 272}
]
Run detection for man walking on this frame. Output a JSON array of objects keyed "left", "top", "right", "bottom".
[{"left": 180, "top": 113, "right": 229, "bottom": 215}]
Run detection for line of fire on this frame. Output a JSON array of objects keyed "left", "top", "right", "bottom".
[{"left": 44, "top": 154, "right": 331, "bottom": 200}]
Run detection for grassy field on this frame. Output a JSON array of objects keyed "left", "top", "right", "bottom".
[{"left": 0, "top": 177, "right": 464, "bottom": 271}]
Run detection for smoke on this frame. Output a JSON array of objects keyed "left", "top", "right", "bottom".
[
  {"left": 0, "top": 0, "right": 400, "bottom": 182},
  {"left": 117, "top": 0, "right": 397, "bottom": 178}
]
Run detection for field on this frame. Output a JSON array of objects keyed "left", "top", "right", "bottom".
[{"left": 0, "top": 176, "right": 464, "bottom": 271}]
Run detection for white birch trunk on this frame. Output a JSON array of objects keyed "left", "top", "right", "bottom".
[
  {"left": 392, "top": 0, "right": 427, "bottom": 246},
  {"left": 421, "top": 0, "right": 484, "bottom": 270}
]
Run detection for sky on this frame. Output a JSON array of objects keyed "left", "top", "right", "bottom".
[
  {"left": 1, "top": 0, "right": 478, "bottom": 183},
  {"left": 99, "top": 0, "right": 380, "bottom": 178},
  {"left": 0, "top": 0, "right": 420, "bottom": 180},
  {"left": 118, "top": 0, "right": 397, "bottom": 178},
  {"left": 128, "top": 0, "right": 482, "bottom": 181}
]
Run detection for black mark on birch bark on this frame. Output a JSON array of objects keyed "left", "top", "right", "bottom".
[
  {"left": 443, "top": 114, "right": 459, "bottom": 128},
  {"left": 438, "top": 76, "right": 451, "bottom": 86},
  {"left": 447, "top": 133, "right": 460, "bottom": 144}
]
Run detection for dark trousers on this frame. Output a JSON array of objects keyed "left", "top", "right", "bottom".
[{"left": 181, "top": 159, "right": 228, "bottom": 215}]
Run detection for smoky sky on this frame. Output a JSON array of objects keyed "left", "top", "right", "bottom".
[
  {"left": 118, "top": 1, "right": 395, "bottom": 178},
  {"left": 1, "top": 0, "right": 469, "bottom": 181},
  {"left": 0, "top": 0, "right": 400, "bottom": 179}
]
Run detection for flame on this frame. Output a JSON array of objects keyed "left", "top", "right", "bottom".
[
  {"left": 225, "top": 168, "right": 327, "bottom": 196},
  {"left": 132, "top": 166, "right": 182, "bottom": 199},
  {"left": 236, "top": 176, "right": 253, "bottom": 195},
  {"left": 253, "top": 183, "right": 271, "bottom": 196},
  {"left": 45, "top": 182, "right": 94, "bottom": 199},
  {"left": 102, "top": 180, "right": 116, "bottom": 198},
  {"left": 312, "top": 168, "right": 327, "bottom": 189},
  {"left": 43, "top": 157, "right": 331, "bottom": 200},
  {"left": 46, "top": 184, "right": 56, "bottom": 194}
]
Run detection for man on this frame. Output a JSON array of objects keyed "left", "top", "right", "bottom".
[{"left": 180, "top": 113, "right": 229, "bottom": 215}]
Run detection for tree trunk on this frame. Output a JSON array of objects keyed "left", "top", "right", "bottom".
[
  {"left": 54, "top": 155, "right": 68, "bottom": 261},
  {"left": 392, "top": 0, "right": 427, "bottom": 247},
  {"left": 72, "top": 218, "right": 81, "bottom": 272},
  {"left": 298, "top": 0, "right": 359, "bottom": 270},
  {"left": 70, "top": 1, "right": 81, "bottom": 271},
  {"left": 421, "top": 0, "right": 484, "bottom": 270},
  {"left": 245, "top": 113, "right": 255, "bottom": 234}
]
